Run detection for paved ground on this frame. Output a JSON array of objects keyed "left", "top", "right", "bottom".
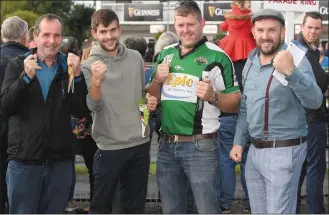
[{"left": 71, "top": 132, "right": 329, "bottom": 214}]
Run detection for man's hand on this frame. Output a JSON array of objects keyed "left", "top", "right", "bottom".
[
  {"left": 230, "top": 145, "right": 243, "bottom": 162},
  {"left": 146, "top": 93, "right": 157, "bottom": 111},
  {"left": 24, "top": 54, "right": 41, "bottom": 79},
  {"left": 155, "top": 61, "right": 170, "bottom": 83},
  {"left": 67, "top": 53, "right": 81, "bottom": 77},
  {"left": 91, "top": 60, "right": 106, "bottom": 87},
  {"left": 196, "top": 78, "right": 215, "bottom": 101},
  {"left": 273, "top": 50, "right": 294, "bottom": 76}
]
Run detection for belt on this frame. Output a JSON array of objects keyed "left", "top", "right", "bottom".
[
  {"left": 250, "top": 136, "right": 306, "bottom": 149},
  {"left": 162, "top": 132, "right": 217, "bottom": 144}
]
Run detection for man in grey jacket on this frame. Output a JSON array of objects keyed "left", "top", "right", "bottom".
[{"left": 81, "top": 9, "right": 150, "bottom": 214}]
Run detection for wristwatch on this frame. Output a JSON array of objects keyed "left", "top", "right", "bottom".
[{"left": 209, "top": 91, "right": 218, "bottom": 106}]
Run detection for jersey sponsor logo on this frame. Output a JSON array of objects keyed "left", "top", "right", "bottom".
[
  {"left": 161, "top": 73, "right": 199, "bottom": 103},
  {"left": 164, "top": 54, "right": 174, "bottom": 63},
  {"left": 194, "top": 56, "right": 208, "bottom": 65},
  {"left": 174, "top": 65, "right": 184, "bottom": 71}
]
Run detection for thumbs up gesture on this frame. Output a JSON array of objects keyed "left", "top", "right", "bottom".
[
  {"left": 155, "top": 61, "right": 170, "bottom": 83},
  {"left": 24, "top": 54, "right": 41, "bottom": 79},
  {"left": 196, "top": 78, "right": 215, "bottom": 101}
]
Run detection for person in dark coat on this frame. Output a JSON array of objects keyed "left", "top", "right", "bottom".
[{"left": 0, "top": 16, "right": 30, "bottom": 213}]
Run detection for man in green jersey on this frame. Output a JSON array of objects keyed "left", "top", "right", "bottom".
[{"left": 146, "top": 1, "right": 241, "bottom": 213}]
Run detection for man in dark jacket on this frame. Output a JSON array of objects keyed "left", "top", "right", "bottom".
[
  {"left": 0, "top": 14, "right": 88, "bottom": 213},
  {"left": 0, "top": 16, "right": 30, "bottom": 213},
  {"left": 296, "top": 11, "right": 328, "bottom": 214}
]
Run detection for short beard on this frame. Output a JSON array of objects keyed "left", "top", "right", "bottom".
[
  {"left": 100, "top": 41, "right": 119, "bottom": 52},
  {"left": 259, "top": 38, "right": 283, "bottom": 56}
]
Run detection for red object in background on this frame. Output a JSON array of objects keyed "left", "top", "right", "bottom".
[{"left": 218, "top": 5, "right": 256, "bottom": 62}]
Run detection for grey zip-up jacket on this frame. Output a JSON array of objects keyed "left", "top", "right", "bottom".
[{"left": 81, "top": 43, "right": 149, "bottom": 150}]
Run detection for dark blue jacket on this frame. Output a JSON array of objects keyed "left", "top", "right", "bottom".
[
  {"left": 297, "top": 33, "right": 329, "bottom": 122},
  {"left": 0, "top": 42, "right": 30, "bottom": 91},
  {"left": 0, "top": 42, "right": 30, "bottom": 149}
]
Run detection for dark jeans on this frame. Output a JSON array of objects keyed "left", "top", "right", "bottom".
[
  {"left": 6, "top": 159, "right": 73, "bottom": 213},
  {"left": 233, "top": 59, "right": 246, "bottom": 93},
  {"left": 89, "top": 142, "right": 150, "bottom": 214},
  {"left": 0, "top": 118, "right": 8, "bottom": 213},
  {"left": 78, "top": 136, "right": 98, "bottom": 200},
  {"left": 297, "top": 121, "right": 327, "bottom": 214}
]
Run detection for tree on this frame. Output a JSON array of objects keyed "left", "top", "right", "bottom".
[
  {"left": 1, "top": 0, "right": 73, "bottom": 24},
  {"left": 63, "top": 4, "right": 95, "bottom": 43},
  {"left": 1, "top": 0, "right": 93, "bottom": 44},
  {"left": 4, "top": 10, "right": 39, "bottom": 29}
]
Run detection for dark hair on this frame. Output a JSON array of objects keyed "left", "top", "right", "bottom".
[
  {"left": 123, "top": 37, "right": 147, "bottom": 57},
  {"left": 34, "top": 14, "right": 63, "bottom": 36},
  {"left": 303, "top": 11, "right": 322, "bottom": 26},
  {"left": 174, "top": 0, "right": 202, "bottom": 21},
  {"left": 144, "top": 42, "right": 155, "bottom": 63},
  {"left": 27, "top": 26, "right": 35, "bottom": 43},
  {"left": 62, "top": 38, "right": 81, "bottom": 57},
  {"left": 91, "top": 9, "right": 119, "bottom": 31}
]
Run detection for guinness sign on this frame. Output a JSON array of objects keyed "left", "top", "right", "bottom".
[
  {"left": 124, "top": 4, "right": 163, "bottom": 22},
  {"left": 204, "top": 3, "right": 232, "bottom": 21},
  {"left": 319, "top": 1, "right": 328, "bottom": 21}
]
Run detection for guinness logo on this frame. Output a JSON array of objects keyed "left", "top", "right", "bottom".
[
  {"left": 128, "top": 7, "right": 135, "bottom": 17},
  {"left": 127, "top": 7, "right": 160, "bottom": 17},
  {"left": 208, "top": 6, "right": 216, "bottom": 18}
]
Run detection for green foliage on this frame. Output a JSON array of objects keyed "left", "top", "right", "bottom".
[
  {"left": 4, "top": 10, "right": 38, "bottom": 29},
  {"left": 1, "top": 0, "right": 73, "bottom": 22},
  {"left": 63, "top": 4, "right": 95, "bottom": 43},
  {"left": 1, "top": 0, "right": 94, "bottom": 44}
]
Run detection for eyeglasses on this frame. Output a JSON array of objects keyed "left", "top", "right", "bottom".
[{"left": 174, "top": 0, "right": 199, "bottom": 11}]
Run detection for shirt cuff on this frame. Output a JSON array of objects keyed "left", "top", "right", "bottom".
[
  {"left": 233, "top": 134, "right": 248, "bottom": 148},
  {"left": 221, "top": 86, "right": 240, "bottom": 94},
  {"left": 285, "top": 67, "right": 303, "bottom": 85},
  {"left": 23, "top": 74, "right": 32, "bottom": 84},
  {"left": 74, "top": 75, "right": 83, "bottom": 83}
]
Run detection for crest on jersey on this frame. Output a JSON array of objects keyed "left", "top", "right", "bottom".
[
  {"left": 164, "top": 54, "right": 174, "bottom": 63},
  {"left": 194, "top": 56, "right": 208, "bottom": 65}
]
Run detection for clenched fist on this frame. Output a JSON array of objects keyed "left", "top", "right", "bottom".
[
  {"left": 24, "top": 54, "right": 41, "bottom": 79},
  {"left": 155, "top": 61, "right": 170, "bottom": 83},
  {"left": 91, "top": 60, "right": 106, "bottom": 87},
  {"left": 273, "top": 50, "right": 294, "bottom": 76},
  {"left": 146, "top": 93, "right": 157, "bottom": 111},
  {"left": 67, "top": 53, "right": 81, "bottom": 76},
  {"left": 230, "top": 145, "right": 243, "bottom": 163},
  {"left": 196, "top": 78, "right": 215, "bottom": 101}
]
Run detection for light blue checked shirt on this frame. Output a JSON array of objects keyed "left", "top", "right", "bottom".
[{"left": 233, "top": 43, "right": 323, "bottom": 147}]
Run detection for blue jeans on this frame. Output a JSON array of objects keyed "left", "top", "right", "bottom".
[
  {"left": 217, "top": 115, "right": 250, "bottom": 210},
  {"left": 156, "top": 138, "right": 220, "bottom": 214},
  {"left": 6, "top": 159, "right": 73, "bottom": 213},
  {"left": 297, "top": 121, "right": 327, "bottom": 214}
]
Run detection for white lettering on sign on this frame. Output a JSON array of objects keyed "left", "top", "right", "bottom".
[
  {"left": 134, "top": 9, "right": 160, "bottom": 17},
  {"left": 264, "top": 0, "right": 319, "bottom": 12},
  {"left": 319, "top": 5, "right": 328, "bottom": 15}
]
